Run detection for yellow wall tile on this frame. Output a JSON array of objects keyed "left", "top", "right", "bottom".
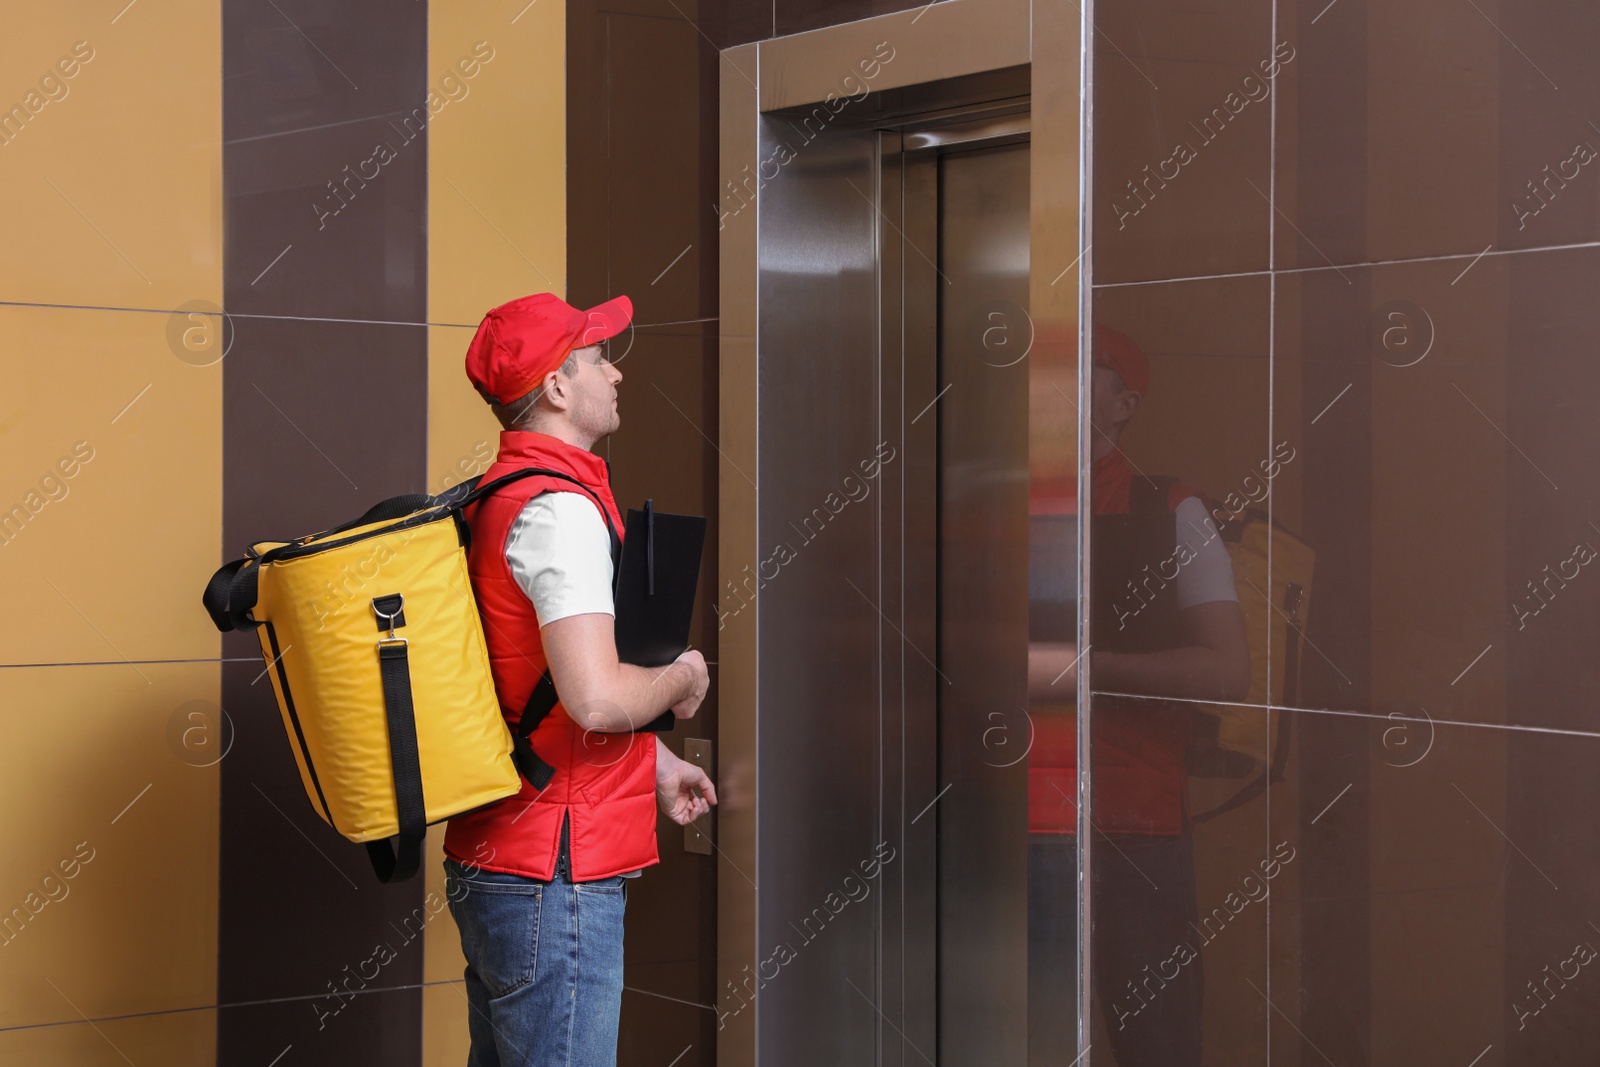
[
  {"left": 422, "top": 980, "right": 472, "bottom": 1066},
  {"left": 0, "top": 304, "right": 222, "bottom": 665},
  {"left": 423, "top": 835, "right": 470, "bottom": 1067},
  {"left": 0, "top": 662, "right": 219, "bottom": 1029},
  {"left": 0, "top": 1007, "right": 216, "bottom": 1066},
  {"left": 427, "top": 324, "right": 504, "bottom": 498},
  {"left": 0, "top": 6, "right": 220, "bottom": 1064},
  {"left": 426, "top": 0, "right": 566, "bottom": 325},
  {"left": 422, "top": 831, "right": 468, "bottom": 986},
  {"left": 0, "top": 3, "right": 220, "bottom": 310},
  {"left": 424, "top": 5, "right": 566, "bottom": 1057}
]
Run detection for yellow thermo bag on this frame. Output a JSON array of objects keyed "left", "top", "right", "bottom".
[{"left": 202, "top": 478, "right": 549, "bottom": 882}]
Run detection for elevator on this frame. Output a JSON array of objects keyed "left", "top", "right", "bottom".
[{"left": 714, "top": 53, "right": 1055, "bottom": 1060}]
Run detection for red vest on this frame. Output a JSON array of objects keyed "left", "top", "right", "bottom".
[
  {"left": 1028, "top": 452, "right": 1198, "bottom": 836},
  {"left": 443, "top": 431, "right": 659, "bottom": 880}
]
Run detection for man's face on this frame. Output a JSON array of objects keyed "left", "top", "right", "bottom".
[
  {"left": 1089, "top": 364, "right": 1118, "bottom": 437},
  {"left": 564, "top": 341, "right": 624, "bottom": 439}
]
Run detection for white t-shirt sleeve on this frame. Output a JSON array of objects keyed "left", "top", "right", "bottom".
[
  {"left": 1172, "top": 495, "right": 1239, "bottom": 610},
  {"left": 503, "top": 491, "right": 615, "bottom": 626}
]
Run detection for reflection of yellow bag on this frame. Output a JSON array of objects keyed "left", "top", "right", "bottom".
[
  {"left": 1190, "top": 508, "right": 1315, "bottom": 821},
  {"left": 202, "top": 484, "right": 524, "bottom": 883},
  {"left": 1121, "top": 476, "right": 1317, "bottom": 821}
]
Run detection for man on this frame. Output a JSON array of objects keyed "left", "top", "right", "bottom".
[
  {"left": 1025, "top": 323, "right": 1251, "bottom": 1066},
  {"left": 442, "top": 292, "right": 716, "bottom": 1067}
]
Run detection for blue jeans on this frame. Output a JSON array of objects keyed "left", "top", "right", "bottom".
[{"left": 444, "top": 858, "right": 628, "bottom": 1067}]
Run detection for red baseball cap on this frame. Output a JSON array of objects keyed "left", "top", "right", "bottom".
[
  {"left": 465, "top": 292, "right": 633, "bottom": 405},
  {"left": 1093, "top": 322, "right": 1149, "bottom": 397}
]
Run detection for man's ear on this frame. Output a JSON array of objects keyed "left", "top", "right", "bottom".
[
  {"left": 539, "top": 369, "right": 570, "bottom": 412},
  {"left": 1118, "top": 390, "right": 1143, "bottom": 424}
]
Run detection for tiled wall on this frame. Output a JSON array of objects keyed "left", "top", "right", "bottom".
[
  {"left": 1089, "top": 0, "right": 1600, "bottom": 1061},
  {"left": 0, "top": 3, "right": 223, "bottom": 1063},
  {"left": 2, "top": 1, "right": 565, "bottom": 1064},
  {"left": 33, "top": 0, "right": 1597, "bottom": 1062}
]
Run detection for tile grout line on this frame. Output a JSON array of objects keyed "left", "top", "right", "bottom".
[
  {"left": 1092, "top": 236, "right": 1600, "bottom": 289},
  {"left": 1095, "top": 688, "right": 1600, "bottom": 742},
  {"left": 17, "top": 229, "right": 1600, "bottom": 321},
  {"left": 0, "top": 978, "right": 507, "bottom": 1035},
  {"left": 0, "top": 657, "right": 260, "bottom": 670},
  {"left": 0, "top": 298, "right": 721, "bottom": 333}
]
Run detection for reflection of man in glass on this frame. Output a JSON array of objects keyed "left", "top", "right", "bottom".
[{"left": 1025, "top": 324, "right": 1251, "bottom": 1067}]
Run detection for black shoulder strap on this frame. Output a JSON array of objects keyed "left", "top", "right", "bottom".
[
  {"left": 460, "top": 467, "right": 621, "bottom": 572},
  {"left": 474, "top": 467, "right": 624, "bottom": 792},
  {"left": 512, "top": 671, "right": 561, "bottom": 792}
]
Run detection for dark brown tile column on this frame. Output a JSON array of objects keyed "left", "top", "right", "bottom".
[
  {"left": 1290, "top": 0, "right": 1373, "bottom": 1059},
  {"left": 219, "top": 2, "right": 429, "bottom": 1064},
  {"left": 570, "top": 5, "right": 724, "bottom": 1065}
]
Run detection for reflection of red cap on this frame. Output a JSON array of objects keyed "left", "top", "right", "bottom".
[
  {"left": 1093, "top": 322, "right": 1149, "bottom": 397},
  {"left": 465, "top": 292, "right": 632, "bottom": 405}
]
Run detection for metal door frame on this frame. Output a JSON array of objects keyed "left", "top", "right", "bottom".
[{"left": 716, "top": 3, "right": 1088, "bottom": 1063}]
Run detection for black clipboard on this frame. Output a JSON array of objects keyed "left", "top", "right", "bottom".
[{"left": 615, "top": 499, "right": 706, "bottom": 732}]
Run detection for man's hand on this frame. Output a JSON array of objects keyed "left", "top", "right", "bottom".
[
  {"left": 655, "top": 738, "right": 717, "bottom": 825},
  {"left": 668, "top": 649, "right": 709, "bottom": 720}
]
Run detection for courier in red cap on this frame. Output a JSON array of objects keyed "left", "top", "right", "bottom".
[
  {"left": 464, "top": 290, "right": 634, "bottom": 418},
  {"left": 445, "top": 292, "right": 715, "bottom": 1067}
]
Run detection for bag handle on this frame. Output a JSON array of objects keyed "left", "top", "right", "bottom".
[
  {"left": 325, "top": 493, "right": 436, "bottom": 537},
  {"left": 202, "top": 558, "right": 249, "bottom": 632},
  {"left": 205, "top": 486, "right": 461, "bottom": 631},
  {"left": 201, "top": 466, "right": 621, "bottom": 634}
]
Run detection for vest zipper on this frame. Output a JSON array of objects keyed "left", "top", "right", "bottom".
[{"left": 556, "top": 809, "right": 571, "bottom": 881}]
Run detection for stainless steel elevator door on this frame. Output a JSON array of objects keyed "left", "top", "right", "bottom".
[
  {"left": 752, "top": 119, "right": 1033, "bottom": 1067},
  {"left": 933, "top": 141, "right": 1033, "bottom": 1067}
]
